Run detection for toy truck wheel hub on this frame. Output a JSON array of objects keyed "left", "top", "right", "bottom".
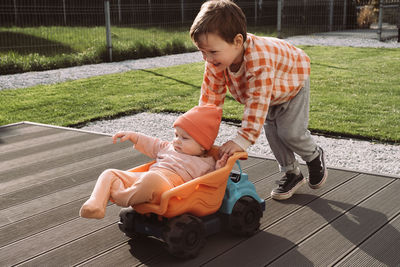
[
  {"left": 186, "top": 231, "right": 199, "bottom": 246},
  {"left": 245, "top": 210, "right": 256, "bottom": 223}
]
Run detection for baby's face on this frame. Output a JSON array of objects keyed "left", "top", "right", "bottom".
[
  {"left": 195, "top": 32, "right": 244, "bottom": 72},
  {"left": 173, "top": 127, "right": 205, "bottom": 156}
]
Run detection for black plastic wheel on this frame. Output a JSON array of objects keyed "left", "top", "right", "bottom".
[
  {"left": 118, "top": 207, "right": 139, "bottom": 239},
  {"left": 228, "top": 196, "right": 263, "bottom": 236},
  {"left": 163, "top": 214, "right": 206, "bottom": 258}
]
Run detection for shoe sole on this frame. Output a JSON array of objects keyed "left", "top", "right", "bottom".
[{"left": 271, "top": 177, "right": 306, "bottom": 200}]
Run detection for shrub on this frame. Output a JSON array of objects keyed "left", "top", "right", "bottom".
[{"left": 357, "top": 5, "right": 378, "bottom": 28}]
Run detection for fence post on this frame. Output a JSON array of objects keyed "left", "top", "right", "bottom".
[
  {"left": 277, "top": 0, "right": 283, "bottom": 38},
  {"left": 377, "top": 0, "right": 383, "bottom": 41},
  {"left": 13, "top": 0, "right": 18, "bottom": 24},
  {"left": 254, "top": 0, "right": 257, "bottom": 25},
  {"left": 63, "top": 0, "right": 67, "bottom": 25},
  {"left": 104, "top": 0, "right": 113, "bottom": 62},
  {"left": 343, "top": 0, "right": 347, "bottom": 29},
  {"left": 148, "top": 0, "right": 152, "bottom": 25},
  {"left": 329, "top": 0, "right": 334, "bottom": 31},
  {"left": 181, "top": 0, "right": 184, "bottom": 24},
  {"left": 398, "top": 5, "right": 400, "bottom": 42},
  {"left": 118, "top": 0, "right": 122, "bottom": 24}
]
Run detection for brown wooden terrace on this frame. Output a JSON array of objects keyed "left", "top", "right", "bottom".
[{"left": 1, "top": 122, "right": 399, "bottom": 266}]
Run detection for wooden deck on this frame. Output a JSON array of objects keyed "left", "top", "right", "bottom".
[{"left": 1, "top": 122, "right": 399, "bottom": 266}]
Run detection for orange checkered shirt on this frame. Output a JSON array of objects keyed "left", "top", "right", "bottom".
[{"left": 199, "top": 33, "right": 310, "bottom": 147}]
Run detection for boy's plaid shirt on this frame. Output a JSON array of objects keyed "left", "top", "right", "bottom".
[{"left": 199, "top": 33, "right": 311, "bottom": 145}]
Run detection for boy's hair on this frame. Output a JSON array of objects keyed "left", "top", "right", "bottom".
[{"left": 190, "top": 0, "right": 247, "bottom": 44}]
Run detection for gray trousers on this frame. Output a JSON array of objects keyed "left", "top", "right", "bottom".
[{"left": 263, "top": 78, "right": 319, "bottom": 173}]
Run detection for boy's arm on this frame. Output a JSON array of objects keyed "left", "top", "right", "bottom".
[
  {"left": 199, "top": 63, "right": 227, "bottom": 107},
  {"left": 231, "top": 68, "right": 274, "bottom": 152},
  {"left": 237, "top": 70, "right": 272, "bottom": 146}
]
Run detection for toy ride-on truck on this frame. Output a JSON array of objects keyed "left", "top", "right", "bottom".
[{"left": 118, "top": 147, "right": 266, "bottom": 258}]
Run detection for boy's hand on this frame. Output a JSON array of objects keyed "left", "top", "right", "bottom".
[
  {"left": 215, "top": 153, "right": 229, "bottom": 169},
  {"left": 219, "top": 140, "right": 244, "bottom": 157},
  {"left": 112, "top": 131, "right": 139, "bottom": 144}
]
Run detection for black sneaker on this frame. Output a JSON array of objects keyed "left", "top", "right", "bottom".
[
  {"left": 271, "top": 172, "right": 305, "bottom": 200},
  {"left": 306, "top": 147, "right": 328, "bottom": 189}
]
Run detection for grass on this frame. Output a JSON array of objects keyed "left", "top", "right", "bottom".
[
  {"left": 1, "top": 46, "right": 399, "bottom": 143},
  {"left": 0, "top": 26, "right": 196, "bottom": 74},
  {"left": 0, "top": 25, "right": 276, "bottom": 74},
  {"left": 308, "top": 46, "right": 400, "bottom": 142}
]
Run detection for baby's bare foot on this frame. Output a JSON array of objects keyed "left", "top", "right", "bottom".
[{"left": 79, "top": 199, "right": 105, "bottom": 219}]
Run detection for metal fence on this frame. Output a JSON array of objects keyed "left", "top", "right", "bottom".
[
  {"left": 0, "top": 0, "right": 399, "bottom": 60},
  {"left": 277, "top": 0, "right": 399, "bottom": 39}
]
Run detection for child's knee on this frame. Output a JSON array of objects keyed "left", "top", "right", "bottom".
[
  {"left": 137, "top": 172, "right": 172, "bottom": 196},
  {"left": 141, "top": 172, "right": 168, "bottom": 188},
  {"left": 120, "top": 172, "right": 172, "bottom": 205},
  {"left": 278, "top": 129, "right": 302, "bottom": 144},
  {"left": 100, "top": 168, "right": 120, "bottom": 178}
]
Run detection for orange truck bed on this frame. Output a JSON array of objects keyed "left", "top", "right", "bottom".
[{"left": 127, "top": 147, "right": 248, "bottom": 218}]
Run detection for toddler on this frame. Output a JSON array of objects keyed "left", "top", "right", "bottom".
[{"left": 80, "top": 105, "right": 227, "bottom": 219}]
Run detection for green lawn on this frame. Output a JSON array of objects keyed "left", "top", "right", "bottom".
[
  {"left": 0, "top": 26, "right": 276, "bottom": 74},
  {"left": 1, "top": 46, "right": 399, "bottom": 143},
  {"left": 0, "top": 26, "right": 196, "bottom": 74}
]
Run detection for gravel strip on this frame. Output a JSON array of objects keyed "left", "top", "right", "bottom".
[
  {"left": 0, "top": 52, "right": 203, "bottom": 90},
  {"left": 2, "top": 34, "right": 399, "bottom": 176},
  {"left": 285, "top": 31, "right": 400, "bottom": 48},
  {"left": 80, "top": 112, "right": 400, "bottom": 177}
]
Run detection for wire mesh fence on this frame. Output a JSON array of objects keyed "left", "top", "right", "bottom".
[
  {"left": 279, "top": 0, "right": 399, "bottom": 39},
  {"left": 0, "top": 0, "right": 398, "bottom": 68}
]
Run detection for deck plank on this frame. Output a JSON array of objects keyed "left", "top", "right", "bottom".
[
  {"left": 0, "top": 124, "right": 66, "bottom": 144},
  {"left": 268, "top": 179, "right": 400, "bottom": 266},
  {"left": 0, "top": 130, "right": 88, "bottom": 155},
  {"left": 0, "top": 205, "right": 122, "bottom": 266},
  {"left": 77, "top": 237, "right": 167, "bottom": 267},
  {"left": 336, "top": 213, "right": 400, "bottom": 266},
  {"left": 19, "top": 224, "right": 130, "bottom": 266},
  {"left": 0, "top": 135, "right": 115, "bottom": 181},
  {"left": 0, "top": 152, "right": 149, "bottom": 210},
  {"left": 1, "top": 147, "right": 135, "bottom": 195}
]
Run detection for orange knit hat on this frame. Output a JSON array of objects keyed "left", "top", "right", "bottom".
[{"left": 173, "top": 105, "right": 223, "bottom": 150}]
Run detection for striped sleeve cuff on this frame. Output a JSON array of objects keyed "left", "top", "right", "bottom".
[{"left": 232, "top": 134, "right": 252, "bottom": 151}]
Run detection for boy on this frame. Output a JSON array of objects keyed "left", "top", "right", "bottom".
[{"left": 190, "top": 0, "right": 327, "bottom": 200}]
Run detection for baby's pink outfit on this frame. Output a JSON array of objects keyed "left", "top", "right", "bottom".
[{"left": 106, "top": 133, "right": 216, "bottom": 206}]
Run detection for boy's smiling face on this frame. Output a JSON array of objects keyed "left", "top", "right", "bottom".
[{"left": 195, "top": 32, "right": 244, "bottom": 72}]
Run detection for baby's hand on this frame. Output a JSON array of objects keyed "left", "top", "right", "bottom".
[
  {"left": 112, "top": 131, "right": 138, "bottom": 144},
  {"left": 215, "top": 153, "right": 229, "bottom": 169}
]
